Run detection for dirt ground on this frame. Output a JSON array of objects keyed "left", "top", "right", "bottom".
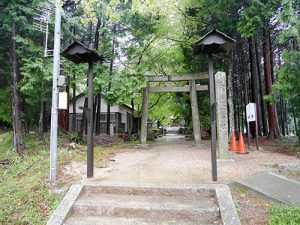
[
  {"left": 230, "top": 185, "right": 272, "bottom": 225},
  {"left": 61, "top": 134, "right": 300, "bottom": 224},
  {"left": 77, "top": 134, "right": 300, "bottom": 185}
]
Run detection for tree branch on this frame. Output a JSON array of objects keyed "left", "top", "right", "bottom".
[{"left": 148, "top": 93, "right": 166, "bottom": 110}]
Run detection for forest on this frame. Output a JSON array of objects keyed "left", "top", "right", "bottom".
[{"left": 0, "top": 0, "right": 299, "bottom": 156}]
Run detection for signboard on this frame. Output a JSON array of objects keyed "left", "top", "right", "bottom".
[
  {"left": 58, "top": 92, "right": 68, "bottom": 110},
  {"left": 246, "top": 103, "right": 256, "bottom": 122}
]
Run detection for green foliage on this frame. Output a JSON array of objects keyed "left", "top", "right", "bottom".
[
  {"left": 273, "top": 0, "right": 300, "bottom": 139},
  {"left": 237, "top": 0, "right": 268, "bottom": 37},
  {"left": 0, "top": 132, "right": 13, "bottom": 159},
  {"left": 267, "top": 205, "right": 300, "bottom": 225},
  {"left": 237, "top": 0, "right": 280, "bottom": 37},
  {"left": 0, "top": 133, "right": 71, "bottom": 224},
  {"left": 148, "top": 93, "right": 180, "bottom": 126},
  {"left": 0, "top": 89, "right": 12, "bottom": 123},
  {"left": 20, "top": 57, "right": 52, "bottom": 105},
  {"left": 67, "top": 131, "right": 86, "bottom": 144}
]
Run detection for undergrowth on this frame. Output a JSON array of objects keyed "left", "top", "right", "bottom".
[
  {"left": 0, "top": 132, "right": 72, "bottom": 224},
  {"left": 0, "top": 132, "right": 127, "bottom": 224},
  {"left": 0, "top": 131, "right": 14, "bottom": 159},
  {"left": 268, "top": 205, "right": 300, "bottom": 225}
]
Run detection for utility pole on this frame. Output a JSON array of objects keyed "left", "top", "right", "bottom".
[{"left": 50, "top": 0, "right": 62, "bottom": 184}]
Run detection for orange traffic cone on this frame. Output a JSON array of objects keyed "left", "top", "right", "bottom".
[
  {"left": 237, "top": 132, "right": 248, "bottom": 154},
  {"left": 229, "top": 132, "right": 237, "bottom": 151}
]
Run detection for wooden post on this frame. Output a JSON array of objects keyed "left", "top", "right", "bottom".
[
  {"left": 140, "top": 83, "right": 149, "bottom": 145},
  {"left": 190, "top": 80, "right": 201, "bottom": 146},
  {"left": 87, "top": 62, "right": 94, "bottom": 178}
]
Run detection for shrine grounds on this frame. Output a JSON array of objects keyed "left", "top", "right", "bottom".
[{"left": 1, "top": 131, "right": 300, "bottom": 224}]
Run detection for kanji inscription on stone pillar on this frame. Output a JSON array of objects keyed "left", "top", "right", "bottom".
[{"left": 215, "top": 72, "right": 229, "bottom": 159}]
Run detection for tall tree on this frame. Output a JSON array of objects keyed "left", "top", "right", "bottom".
[{"left": 11, "top": 21, "right": 24, "bottom": 155}]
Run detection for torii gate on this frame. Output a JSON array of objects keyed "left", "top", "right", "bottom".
[{"left": 140, "top": 73, "right": 209, "bottom": 146}]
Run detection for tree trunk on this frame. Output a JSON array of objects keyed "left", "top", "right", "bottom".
[
  {"left": 79, "top": 22, "right": 95, "bottom": 138},
  {"left": 131, "top": 98, "right": 135, "bottom": 113},
  {"left": 78, "top": 97, "right": 88, "bottom": 139},
  {"left": 94, "top": 19, "right": 101, "bottom": 135},
  {"left": 263, "top": 27, "right": 281, "bottom": 138},
  {"left": 279, "top": 97, "right": 285, "bottom": 136},
  {"left": 106, "top": 25, "right": 116, "bottom": 135},
  {"left": 244, "top": 72, "right": 249, "bottom": 137},
  {"left": 95, "top": 93, "right": 101, "bottom": 134},
  {"left": 249, "top": 37, "right": 261, "bottom": 137},
  {"left": 255, "top": 38, "right": 268, "bottom": 136},
  {"left": 11, "top": 21, "right": 24, "bottom": 156},
  {"left": 106, "top": 104, "right": 111, "bottom": 135},
  {"left": 284, "top": 101, "right": 289, "bottom": 135},
  {"left": 227, "top": 60, "right": 235, "bottom": 135},
  {"left": 72, "top": 73, "right": 76, "bottom": 132},
  {"left": 38, "top": 99, "right": 45, "bottom": 141},
  {"left": 293, "top": 111, "right": 298, "bottom": 132}
]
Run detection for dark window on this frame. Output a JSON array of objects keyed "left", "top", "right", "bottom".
[
  {"left": 110, "top": 113, "right": 115, "bottom": 122},
  {"left": 100, "top": 114, "right": 106, "bottom": 121}
]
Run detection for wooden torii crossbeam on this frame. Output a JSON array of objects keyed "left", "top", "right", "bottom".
[
  {"left": 140, "top": 73, "right": 208, "bottom": 146},
  {"left": 145, "top": 72, "right": 208, "bottom": 82}
]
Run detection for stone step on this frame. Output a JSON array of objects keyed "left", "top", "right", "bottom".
[
  {"left": 80, "top": 185, "right": 216, "bottom": 200},
  {"left": 64, "top": 216, "right": 222, "bottom": 225},
  {"left": 70, "top": 194, "right": 219, "bottom": 221},
  {"left": 47, "top": 184, "right": 240, "bottom": 225}
]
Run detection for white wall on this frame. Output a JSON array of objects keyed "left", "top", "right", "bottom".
[{"left": 69, "top": 95, "right": 120, "bottom": 114}]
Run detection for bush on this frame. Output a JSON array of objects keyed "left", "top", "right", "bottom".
[
  {"left": 0, "top": 131, "right": 13, "bottom": 159},
  {"left": 268, "top": 205, "right": 300, "bottom": 225},
  {"left": 67, "top": 132, "right": 86, "bottom": 144}
]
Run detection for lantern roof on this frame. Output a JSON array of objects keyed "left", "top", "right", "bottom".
[
  {"left": 61, "top": 41, "right": 103, "bottom": 64},
  {"left": 193, "top": 30, "right": 235, "bottom": 55}
]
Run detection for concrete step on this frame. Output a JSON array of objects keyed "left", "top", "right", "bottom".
[
  {"left": 71, "top": 193, "right": 219, "bottom": 220},
  {"left": 64, "top": 216, "right": 222, "bottom": 225},
  {"left": 67, "top": 186, "right": 220, "bottom": 224},
  {"left": 80, "top": 185, "right": 216, "bottom": 200},
  {"left": 48, "top": 184, "right": 240, "bottom": 225}
]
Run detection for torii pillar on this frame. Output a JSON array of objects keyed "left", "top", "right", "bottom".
[
  {"left": 190, "top": 80, "right": 201, "bottom": 146},
  {"left": 140, "top": 83, "right": 149, "bottom": 145}
]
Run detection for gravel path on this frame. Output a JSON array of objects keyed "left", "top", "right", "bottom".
[{"left": 85, "top": 134, "right": 300, "bottom": 185}]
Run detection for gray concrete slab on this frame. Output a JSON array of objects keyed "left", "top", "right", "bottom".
[
  {"left": 47, "top": 184, "right": 83, "bottom": 225},
  {"left": 216, "top": 185, "right": 240, "bottom": 225},
  {"left": 237, "top": 172, "right": 300, "bottom": 206}
]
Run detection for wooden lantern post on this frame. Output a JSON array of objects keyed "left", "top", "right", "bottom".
[
  {"left": 193, "top": 30, "right": 235, "bottom": 181},
  {"left": 61, "top": 41, "right": 102, "bottom": 178}
]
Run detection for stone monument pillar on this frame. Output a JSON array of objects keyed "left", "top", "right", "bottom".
[{"left": 215, "top": 72, "right": 229, "bottom": 159}]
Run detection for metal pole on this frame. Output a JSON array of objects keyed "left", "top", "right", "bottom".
[
  {"left": 247, "top": 121, "right": 250, "bottom": 149},
  {"left": 208, "top": 55, "right": 217, "bottom": 182},
  {"left": 50, "top": 0, "right": 62, "bottom": 184},
  {"left": 87, "top": 62, "right": 94, "bottom": 178},
  {"left": 255, "top": 103, "right": 259, "bottom": 150},
  {"left": 44, "top": 22, "right": 49, "bottom": 57}
]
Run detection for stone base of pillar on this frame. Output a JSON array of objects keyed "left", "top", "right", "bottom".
[
  {"left": 135, "top": 144, "right": 149, "bottom": 150},
  {"left": 192, "top": 143, "right": 207, "bottom": 148},
  {"left": 217, "top": 158, "right": 235, "bottom": 163}
]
